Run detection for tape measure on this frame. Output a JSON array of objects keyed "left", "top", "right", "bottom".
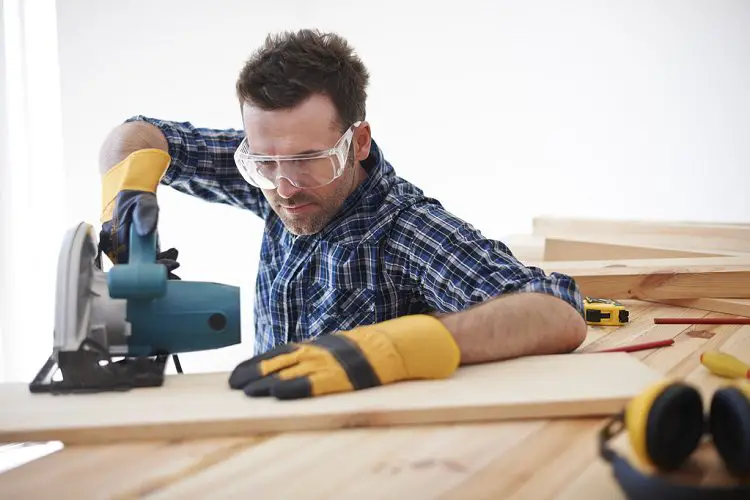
[{"left": 584, "top": 297, "right": 629, "bottom": 326}]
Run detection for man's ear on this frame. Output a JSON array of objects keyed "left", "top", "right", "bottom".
[{"left": 353, "top": 121, "right": 372, "bottom": 162}]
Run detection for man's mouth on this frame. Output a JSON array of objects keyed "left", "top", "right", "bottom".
[{"left": 280, "top": 203, "right": 315, "bottom": 215}]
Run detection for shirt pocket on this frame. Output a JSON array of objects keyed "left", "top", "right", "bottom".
[{"left": 303, "top": 280, "right": 376, "bottom": 338}]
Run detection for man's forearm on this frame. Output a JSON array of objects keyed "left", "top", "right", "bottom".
[
  {"left": 99, "top": 121, "right": 168, "bottom": 174},
  {"left": 437, "top": 293, "right": 587, "bottom": 365}
]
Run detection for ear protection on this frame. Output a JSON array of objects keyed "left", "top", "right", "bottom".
[{"left": 599, "top": 379, "right": 750, "bottom": 499}]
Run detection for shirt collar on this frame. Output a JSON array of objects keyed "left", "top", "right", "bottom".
[{"left": 311, "top": 138, "right": 392, "bottom": 239}]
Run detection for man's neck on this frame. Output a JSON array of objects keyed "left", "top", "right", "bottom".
[{"left": 355, "top": 163, "right": 369, "bottom": 186}]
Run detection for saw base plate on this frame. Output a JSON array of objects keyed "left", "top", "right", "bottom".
[{"left": 29, "top": 338, "right": 168, "bottom": 394}]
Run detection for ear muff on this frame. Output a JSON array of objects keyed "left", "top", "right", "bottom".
[
  {"left": 626, "top": 380, "right": 705, "bottom": 471},
  {"left": 709, "top": 383, "right": 750, "bottom": 477}
]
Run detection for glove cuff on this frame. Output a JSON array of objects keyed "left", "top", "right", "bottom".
[
  {"left": 101, "top": 148, "right": 171, "bottom": 222},
  {"left": 341, "top": 314, "right": 461, "bottom": 383}
]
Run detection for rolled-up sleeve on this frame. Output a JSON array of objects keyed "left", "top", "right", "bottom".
[
  {"left": 387, "top": 202, "right": 585, "bottom": 317},
  {"left": 125, "top": 115, "right": 271, "bottom": 220}
]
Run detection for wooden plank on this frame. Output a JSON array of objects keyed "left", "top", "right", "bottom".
[
  {"left": 647, "top": 298, "right": 750, "bottom": 317},
  {"left": 532, "top": 216, "right": 750, "bottom": 252},
  {"left": 533, "top": 215, "right": 750, "bottom": 232},
  {"left": 554, "top": 456, "right": 627, "bottom": 500},
  {"left": 141, "top": 422, "right": 546, "bottom": 500},
  {"left": 543, "top": 236, "right": 731, "bottom": 261},
  {"left": 0, "top": 353, "right": 663, "bottom": 446},
  {"left": 439, "top": 419, "right": 603, "bottom": 500},
  {"left": 569, "top": 268, "right": 750, "bottom": 300},
  {"left": 0, "top": 424, "right": 543, "bottom": 499},
  {"left": 0, "top": 438, "right": 259, "bottom": 500},
  {"left": 526, "top": 255, "right": 750, "bottom": 270},
  {"left": 531, "top": 259, "right": 750, "bottom": 300}
]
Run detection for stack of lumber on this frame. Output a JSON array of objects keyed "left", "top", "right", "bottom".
[{"left": 518, "top": 216, "right": 750, "bottom": 316}]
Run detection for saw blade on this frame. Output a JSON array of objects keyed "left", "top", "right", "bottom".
[{"left": 53, "top": 222, "right": 97, "bottom": 352}]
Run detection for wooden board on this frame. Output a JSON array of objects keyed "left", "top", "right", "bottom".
[
  {"left": 0, "top": 353, "right": 662, "bottom": 446},
  {"left": 543, "top": 236, "right": 732, "bottom": 261},
  {"left": 529, "top": 258, "right": 750, "bottom": 300},
  {"left": 647, "top": 298, "right": 750, "bottom": 317},
  {"left": 532, "top": 216, "right": 750, "bottom": 252},
  {"left": 568, "top": 267, "right": 750, "bottom": 300},
  {"left": 526, "top": 255, "right": 750, "bottom": 270}
]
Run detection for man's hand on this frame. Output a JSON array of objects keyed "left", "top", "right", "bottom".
[
  {"left": 98, "top": 148, "right": 172, "bottom": 265},
  {"left": 155, "top": 247, "right": 182, "bottom": 280},
  {"left": 99, "top": 190, "right": 159, "bottom": 264},
  {"left": 228, "top": 315, "right": 461, "bottom": 400}
]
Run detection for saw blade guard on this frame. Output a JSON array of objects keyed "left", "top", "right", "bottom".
[{"left": 54, "top": 222, "right": 127, "bottom": 352}]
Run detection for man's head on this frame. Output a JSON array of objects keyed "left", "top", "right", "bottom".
[{"left": 235, "top": 29, "right": 372, "bottom": 235}]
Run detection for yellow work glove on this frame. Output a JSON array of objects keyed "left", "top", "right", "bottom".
[
  {"left": 228, "top": 315, "right": 461, "bottom": 399},
  {"left": 98, "top": 149, "right": 178, "bottom": 275}
]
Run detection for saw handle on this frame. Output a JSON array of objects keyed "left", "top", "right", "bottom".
[
  {"left": 107, "top": 225, "right": 167, "bottom": 299},
  {"left": 128, "top": 222, "right": 158, "bottom": 264}
]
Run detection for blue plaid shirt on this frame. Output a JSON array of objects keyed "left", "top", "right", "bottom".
[{"left": 127, "top": 116, "right": 584, "bottom": 355}]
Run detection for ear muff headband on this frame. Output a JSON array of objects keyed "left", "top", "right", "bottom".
[{"left": 608, "top": 452, "right": 750, "bottom": 500}]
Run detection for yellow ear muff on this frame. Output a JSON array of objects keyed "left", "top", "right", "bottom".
[
  {"left": 709, "top": 382, "right": 750, "bottom": 477},
  {"left": 625, "top": 380, "right": 704, "bottom": 471},
  {"left": 625, "top": 380, "right": 674, "bottom": 468}
]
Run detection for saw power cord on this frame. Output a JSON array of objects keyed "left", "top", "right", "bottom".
[{"left": 172, "top": 355, "right": 183, "bottom": 374}]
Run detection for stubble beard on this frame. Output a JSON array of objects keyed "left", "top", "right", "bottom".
[
  {"left": 275, "top": 157, "right": 358, "bottom": 236},
  {"left": 282, "top": 204, "right": 331, "bottom": 236}
]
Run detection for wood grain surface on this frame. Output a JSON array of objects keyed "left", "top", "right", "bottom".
[
  {"left": 1, "top": 302, "right": 748, "bottom": 499},
  {"left": 0, "top": 352, "right": 661, "bottom": 446}
]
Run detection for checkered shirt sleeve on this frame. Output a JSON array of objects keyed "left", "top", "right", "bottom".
[
  {"left": 125, "top": 115, "right": 270, "bottom": 219},
  {"left": 388, "top": 202, "right": 585, "bottom": 317}
]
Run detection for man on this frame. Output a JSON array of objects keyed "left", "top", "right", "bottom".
[{"left": 98, "top": 29, "right": 587, "bottom": 400}]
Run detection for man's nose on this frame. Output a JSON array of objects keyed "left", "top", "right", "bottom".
[{"left": 276, "top": 177, "right": 302, "bottom": 199}]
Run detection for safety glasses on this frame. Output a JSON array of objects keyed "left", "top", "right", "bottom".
[{"left": 234, "top": 121, "right": 362, "bottom": 190}]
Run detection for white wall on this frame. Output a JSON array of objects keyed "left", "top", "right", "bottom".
[
  {"left": 1, "top": 0, "right": 65, "bottom": 382},
  {"left": 0, "top": 0, "right": 8, "bottom": 377},
  {"left": 38, "top": 0, "right": 750, "bottom": 375}
]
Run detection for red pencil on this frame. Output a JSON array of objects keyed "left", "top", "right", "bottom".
[
  {"left": 591, "top": 339, "right": 675, "bottom": 353},
  {"left": 654, "top": 317, "right": 750, "bottom": 325}
]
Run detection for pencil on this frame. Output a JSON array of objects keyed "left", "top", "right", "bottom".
[
  {"left": 654, "top": 317, "right": 750, "bottom": 325},
  {"left": 591, "top": 339, "right": 675, "bottom": 353}
]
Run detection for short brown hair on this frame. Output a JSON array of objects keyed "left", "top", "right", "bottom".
[{"left": 236, "top": 29, "right": 370, "bottom": 130}]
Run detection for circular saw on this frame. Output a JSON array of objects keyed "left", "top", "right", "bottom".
[{"left": 29, "top": 222, "right": 242, "bottom": 394}]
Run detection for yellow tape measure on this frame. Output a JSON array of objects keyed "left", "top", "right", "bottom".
[{"left": 584, "top": 297, "right": 629, "bottom": 326}]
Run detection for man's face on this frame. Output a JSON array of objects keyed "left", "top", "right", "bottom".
[{"left": 241, "top": 94, "right": 369, "bottom": 235}]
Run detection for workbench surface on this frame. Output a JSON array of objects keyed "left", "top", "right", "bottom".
[{"left": 1, "top": 300, "right": 748, "bottom": 499}]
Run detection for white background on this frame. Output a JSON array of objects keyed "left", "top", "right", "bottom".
[{"left": 2, "top": 0, "right": 749, "bottom": 382}]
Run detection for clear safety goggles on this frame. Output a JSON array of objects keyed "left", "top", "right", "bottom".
[{"left": 234, "top": 121, "right": 362, "bottom": 190}]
